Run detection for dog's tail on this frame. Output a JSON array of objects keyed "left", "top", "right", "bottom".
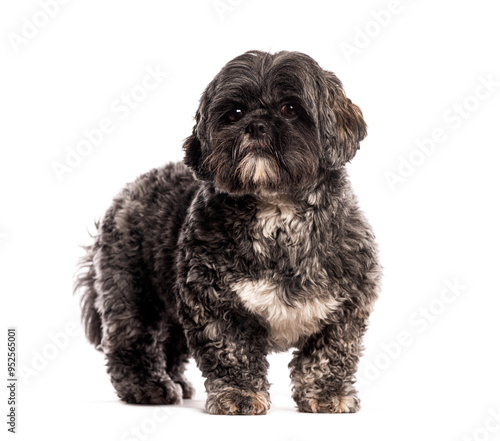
[{"left": 74, "top": 231, "right": 103, "bottom": 349}]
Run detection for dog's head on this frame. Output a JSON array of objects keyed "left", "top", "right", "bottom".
[{"left": 183, "top": 50, "right": 366, "bottom": 195}]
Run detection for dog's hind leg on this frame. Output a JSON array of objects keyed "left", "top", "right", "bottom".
[
  {"left": 92, "top": 217, "right": 183, "bottom": 405},
  {"left": 164, "top": 325, "right": 195, "bottom": 399}
]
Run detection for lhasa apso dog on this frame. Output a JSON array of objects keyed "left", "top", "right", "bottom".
[{"left": 76, "top": 50, "right": 380, "bottom": 414}]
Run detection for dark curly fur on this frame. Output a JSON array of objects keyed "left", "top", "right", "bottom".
[{"left": 75, "top": 50, "right": 380, "bottom": 414}]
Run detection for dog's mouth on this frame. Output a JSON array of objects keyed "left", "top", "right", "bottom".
[
  {"left": 233, "top": 134, "right": 280, "bottom": 187},
  {"left": 235, "top": 133, "right": 273, "bottom": 155},
  {"left": 235, "top": 153, "right": 279, "bottom": 187}
]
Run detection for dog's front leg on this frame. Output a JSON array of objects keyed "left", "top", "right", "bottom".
[
  {"left": 289, "top": 305, "right": 372, "bottom": 413},
  {"left": 202, "top": 338, "right": 270, "bottom": 416},
  {"left": 180, "top": 305, "right": 271, "bottom": 415},
  {"left": 198, "top": 326, "right": 270, "bottom": 415}
]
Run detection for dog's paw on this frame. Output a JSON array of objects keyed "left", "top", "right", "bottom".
[
  {"left": 296, "top": 394, "right": 360, "bottom": 413},
  {"left": 206, "top": 388, "right": 270, "bottom": 415},
  {"left": 173, "top": 376, "right": 196, "bottom": 399},
  {"left": 119, "top": 378, "right": 183, "bottom": 405}
]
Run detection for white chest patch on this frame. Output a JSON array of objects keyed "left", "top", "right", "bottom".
[
  {"left": 253, "top": 196, "right": 298, "bottom": 239},
  {"left": 250, "top": 195, "right": 314, "bottom": 262},
  {"left": 231, "top": 279, "right": 339, "bottom": 348}
]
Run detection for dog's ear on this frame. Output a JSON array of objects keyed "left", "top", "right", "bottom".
[
  {"left": 183, "top": 121, "right": 212, "bottom": 181},
  {"left": 321, "top": 71, "right": 367, "bottom": 166},
  {"left": 183, "top": 88, "right": 214, "bottom": 181}
]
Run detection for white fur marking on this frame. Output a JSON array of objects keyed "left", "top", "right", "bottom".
[
  {"left": 251, "top": 195, "right": 312, "bottom": 261},
  {"left": 252, "top": 157, "right": 267, "bottom": 183},
  {"left": 238, "top": 154, "right": 277, "bottom": 185},
  {"left": 254, "top": 196, "right": 297, "bottom": 239},
  {"left": 232, "top": 279, "right": 339, "bottom": 347}
]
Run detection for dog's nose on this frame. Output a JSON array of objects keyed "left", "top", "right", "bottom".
[{"left": 246, "top": 121, "right": 268, "bottom": 139}]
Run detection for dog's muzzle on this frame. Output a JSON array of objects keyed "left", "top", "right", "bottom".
[{"left": 245, "top": 120, "right": 270, "bottom": 140}]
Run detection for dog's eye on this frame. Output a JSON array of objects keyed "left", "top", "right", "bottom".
[
  {"left": 228, "top": 108, "right": 244, "bottom": 122},
  {"left": 280, "top": 104, "right": 298, "bottom": 119}
]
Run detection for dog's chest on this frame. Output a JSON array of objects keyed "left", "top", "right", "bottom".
[
  {"left": 232, "top": 197, "right": 337, "bottom": 348},
  {"left": 249, "top": 197, "right": 313, "bottom": 263},
  {"left": 231, "top": 279, "right": 338, "bottom": 348}
]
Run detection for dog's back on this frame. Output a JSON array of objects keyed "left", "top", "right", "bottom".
[{"left": 75, "top": 162, "right": 199, "bottom": 350}]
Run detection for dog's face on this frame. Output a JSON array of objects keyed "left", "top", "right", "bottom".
[{"left": 183, "top": 51, "right": 367, "bottom": 195}]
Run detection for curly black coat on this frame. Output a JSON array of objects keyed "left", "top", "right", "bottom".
[{"left": 76, "top": 50, "right": 380, "bottom": 415}]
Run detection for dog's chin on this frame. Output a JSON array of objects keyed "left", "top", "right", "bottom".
[
  {"left": 236, "top": 151, "right": 279, "bottom": 187},
  {"left": 211, "top": 151, "right": 282, "bottom": 196}
]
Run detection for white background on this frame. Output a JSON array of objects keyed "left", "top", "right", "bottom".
[{"left": 1, "top": 1, "right": 500, "bottom": 440}]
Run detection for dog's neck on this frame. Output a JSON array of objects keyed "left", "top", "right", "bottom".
[
  {"left": 208, "top": 167, "right": 353, "bottom": 229},
  {"left": 252, "top": 167, "right": 351, "bottom": 210}
]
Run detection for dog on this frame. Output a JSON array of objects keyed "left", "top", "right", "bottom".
[{"left": 75, "top": 50, "right": 380, "bottom": 415}]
